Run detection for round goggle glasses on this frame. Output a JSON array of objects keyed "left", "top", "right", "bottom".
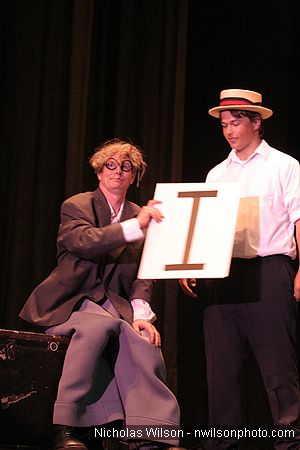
[{"left": 104, "top": 158, "right": 133, "bottom": 173}]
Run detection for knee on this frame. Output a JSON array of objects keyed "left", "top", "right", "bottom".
[{"left": 73, "top": 312, "right": 120, "bottom": 341}]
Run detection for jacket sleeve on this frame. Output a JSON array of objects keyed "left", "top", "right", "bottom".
[
  {"left": 129, "top": 277, "right": 155, "bottom": 304},
  {"left": 57, "top": 198, "right": 128, "bottom": 260}
]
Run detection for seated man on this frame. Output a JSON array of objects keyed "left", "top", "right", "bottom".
[{"left": 19, "top": 138, "right": 184, "bottom": 450}]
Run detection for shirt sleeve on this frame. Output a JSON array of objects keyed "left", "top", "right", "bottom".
[
  {"left": 121, "top": 218, "right": 144, "bottom": 242},
  {"left": 131, "top": 298, "right": 157, "bottom": 323}
]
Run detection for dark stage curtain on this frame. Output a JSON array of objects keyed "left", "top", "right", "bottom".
[
  {"left": 0, "top": 0, "right": 188, "bottom": 391},
  {"left": 0, "top": 4, "right": 188, "bottom": 424},
  {"left": 1, "top": 0, "right": 300, "bottom": 438}
]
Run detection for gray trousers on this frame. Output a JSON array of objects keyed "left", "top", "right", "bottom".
[{"left": 46, "top": 299, "right": 180, "bottom": 445}]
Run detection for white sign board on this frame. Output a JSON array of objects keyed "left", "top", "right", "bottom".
[{"left": 138, "top": 182, "right": 240, "bottom": 279}]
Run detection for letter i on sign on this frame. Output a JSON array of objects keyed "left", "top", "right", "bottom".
[{"left": 165, "top": 190, "right": 218, "bottom": 271}]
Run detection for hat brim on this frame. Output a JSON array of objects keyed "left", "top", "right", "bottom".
[{"left": 208, "top": 105, "right": 273, "bottom": 120}]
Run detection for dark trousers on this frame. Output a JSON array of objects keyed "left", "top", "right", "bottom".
[{"left": 203, "top": 255, "right": 300, "bottom": 449}]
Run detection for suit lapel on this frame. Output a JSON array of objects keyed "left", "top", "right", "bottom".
[{"left": 93, "top": 188, "right": 111, "bottom": 227}]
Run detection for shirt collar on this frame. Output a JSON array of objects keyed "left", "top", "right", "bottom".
[
  {"left": 107, "top": 201, "right": 125, "bottom": 223},
  {"left": 226, "top": 139, "right": 270, "bottom": 166}
]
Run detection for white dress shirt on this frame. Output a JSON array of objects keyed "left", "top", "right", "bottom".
[
  {"left": 206, "top": 140, "right": 300, "bottom": 259},
  {"left": 108, "top": 200, "right": 156, "bottom": 322}
]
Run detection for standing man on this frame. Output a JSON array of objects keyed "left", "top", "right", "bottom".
[
  {"left": 20, "top": 138, "right": 183, "bottom": 450},
  {"left": 180, "top": 89, "right": 300, "bottom": 449}
]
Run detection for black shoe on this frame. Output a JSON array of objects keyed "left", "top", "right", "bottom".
[{"left": 53, "top": 425, "right": 88, "bottom": 449}]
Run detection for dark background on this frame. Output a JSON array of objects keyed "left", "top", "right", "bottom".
[{"left": 1, "top": 0, "right": 300, "bottom": 437}]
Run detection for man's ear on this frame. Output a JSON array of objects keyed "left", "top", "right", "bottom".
[{"left": 253, "top": 117, "right": 262, "bottom": 130}]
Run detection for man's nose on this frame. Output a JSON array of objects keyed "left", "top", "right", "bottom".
[{"left": 225, "top": 125, "right": 233, "bottom": 135}]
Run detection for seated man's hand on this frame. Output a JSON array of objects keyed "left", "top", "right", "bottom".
[
  {"left": 179, "top": 278, "right": 198, "bottom": 298},
  {"left": 137, "top": 199, "right": 163, "bottom": 230},
  {"left": 132, "top": 319, "right": 161, "bottom": 347}
]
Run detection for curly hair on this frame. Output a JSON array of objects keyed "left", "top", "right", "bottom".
[{"left": 89, "top": 138, "right": 147, "bottom": 183}]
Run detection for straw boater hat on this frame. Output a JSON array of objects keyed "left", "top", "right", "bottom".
[{"left": 208, "top": 89, "right": 273, "bottom": 119}]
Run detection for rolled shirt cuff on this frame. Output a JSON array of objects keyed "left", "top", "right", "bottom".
[
  {"left": 131, "top": 298, "right": 157, "bottom": 323},
  {"left": 121, "top": 218, "right": 144, "bottom": 242}
]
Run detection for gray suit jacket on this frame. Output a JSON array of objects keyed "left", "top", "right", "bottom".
[{"left": 19, "top": 188, "right": 154, "bottom": 327}]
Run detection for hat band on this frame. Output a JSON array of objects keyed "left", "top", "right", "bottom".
[{"left": 220, "top": 97, "right": 262, "bottom": 107}]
